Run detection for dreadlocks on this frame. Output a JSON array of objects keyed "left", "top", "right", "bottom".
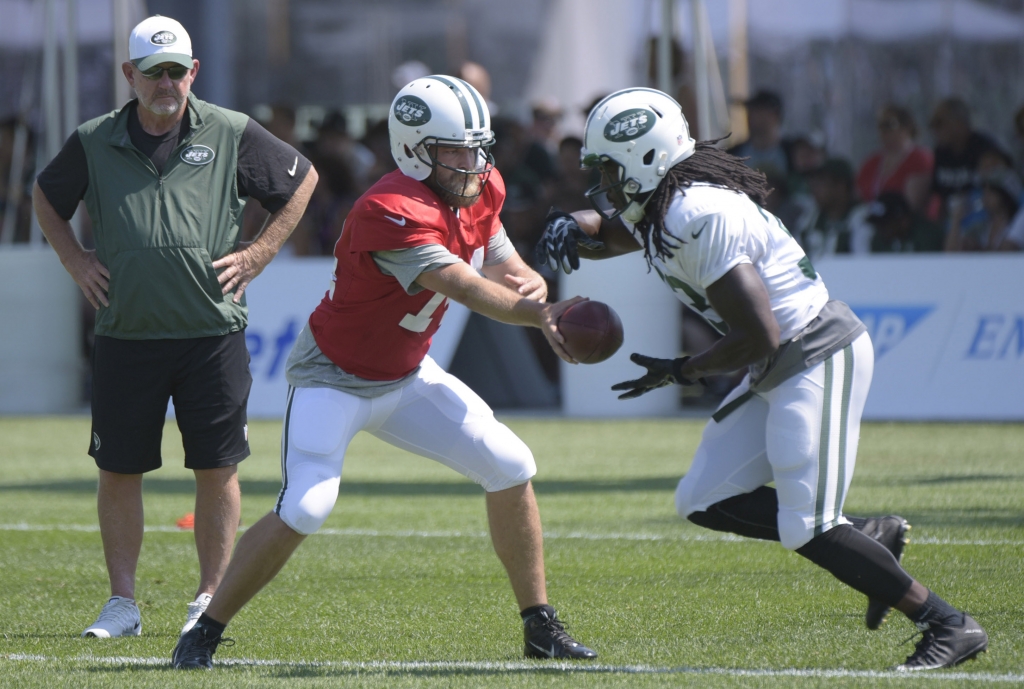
[{"left": 634, "top": 138, "right": 772, "bottom": 267}]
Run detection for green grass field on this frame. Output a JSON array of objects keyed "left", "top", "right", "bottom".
[{"left": 1, "top": 416, "right": 1022, "bottom": 688}]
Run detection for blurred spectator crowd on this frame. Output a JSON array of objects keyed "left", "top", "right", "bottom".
[
  {"left": 5, "top": 69, "right": 1024, "bottom": 258},
  {"left": 729, "top": 90, "right": 1024, "bottom": 258},
  {"left": 230, "top": 80, "right": 1024, "bottom": 263}
]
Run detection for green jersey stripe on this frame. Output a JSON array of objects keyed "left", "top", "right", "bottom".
[
  {"left": 814, "top": 356, "right": 834, "bottom": 535},
  {"left": 834, "top": 344, "right": 855, "bottom": 516}
]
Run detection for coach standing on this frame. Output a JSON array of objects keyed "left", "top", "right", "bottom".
[{"left": 32, "top": 15, "right": 316, "bottom": 639}]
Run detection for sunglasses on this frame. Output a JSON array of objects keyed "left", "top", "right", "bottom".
[{"left": 137, "top": 64, "right": 190, "bottom": 81}]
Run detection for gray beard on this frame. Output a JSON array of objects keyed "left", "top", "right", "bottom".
[{"left": 140, "top": 88, "right": 189, "bottom": 116}]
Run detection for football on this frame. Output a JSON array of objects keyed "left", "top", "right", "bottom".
[{"left": 557, "top": 300, "right": 624, "bottom": 364}]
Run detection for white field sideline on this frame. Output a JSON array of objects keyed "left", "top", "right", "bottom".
[
  {"left": 0, "top": 522, "right": 1021, "bottom": 547},
  {"left": 2, "top": 654, "right": 1019, "bottom": 683}
]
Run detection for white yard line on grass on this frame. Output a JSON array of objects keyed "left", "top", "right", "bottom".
[
  {"left": 1, "top": 654, "right": 1020, "bottom": 683},
  {"left": 0, "top": 523, "right": 1021, "bottom": 547}
]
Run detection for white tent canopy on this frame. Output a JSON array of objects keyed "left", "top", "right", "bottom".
[
  {"left": 749, "top": 0, "right": 1024, "bottom": 46},
  {"left": 526, "top": 0, "right": 1024, "bottom": 136},
  {"left": 0, "top": 0, "right": 146, "bottom": 48}
]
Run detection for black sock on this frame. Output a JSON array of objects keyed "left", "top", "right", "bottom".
[
  {"left": 197, "top": 613, "right": 227, "bottom": 635},
  {"left": 909, "top": 591, "right": 962, "bottom": 628},
  {"left": 796, "top": 524, "right": 914, "bottom": 605},
  {"left": 520, "top": 604, "right": 554, "bottom": 621},
  {"left": 845, "top": 516, "right": 868, "bottom": 530}
]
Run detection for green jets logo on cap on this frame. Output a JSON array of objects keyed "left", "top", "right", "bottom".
[
  {"left": 394, "top": 96, "right": 431, "bottom": 126},
  {"left": 150, "top": 31, "right": 177, "bottom": 45},
  {"left": 604, "top": 108, "right": 655, "bottom": 142},
  {"left": 180, "top": 145, "right": 215, "bottom": 166}
]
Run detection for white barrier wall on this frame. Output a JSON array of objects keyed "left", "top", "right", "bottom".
[
  {"left": 5, "top": 252, "right": 1015, "bottom": 421},
  {"left": 242, "top": 254, "right": 1024, "bottom": 421},
  {"left": 816, "top": 255, "right": 1024, "bottom": 421},
  {"left": 560, "top": 252, "right": 681, "bottom": 417},
  {"left": 0, "top": 248, "right": 82, "bottom": 413}
]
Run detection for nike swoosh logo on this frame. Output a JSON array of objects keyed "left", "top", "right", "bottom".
[
  {"left": 691, "top": 221, "right": 708, "bottom": 240},
  {"left": 384, "top": 215, "right": 407, "bottom": 226},
  {"left": 287, "top": 156, "right": 298, "bottom": 177},
  {"left": 527, "top": 640, "right": 556, "bottom": 658}
]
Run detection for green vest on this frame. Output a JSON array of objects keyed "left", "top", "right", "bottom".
[{"left": 78, "top": 97, "right": 250, "bottom": 339}]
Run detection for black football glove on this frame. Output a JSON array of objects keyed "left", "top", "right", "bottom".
[
  {"left": 611, "top": 353, "right": 707, "bottom": 400},
  {"left": 535, "top": 209, "right": 605, "bottom": 274}
]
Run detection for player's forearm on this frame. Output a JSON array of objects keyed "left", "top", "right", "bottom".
[
  {"left": 570, "top": 209, "right": 641, "bottom": 259},
  {"left": 452, "top": 275, "right": 545, "bottom": 327},
  {"left": 680, "top": 329, "right": 777, "bottom": 380},
  {"left": 32, "top": 182, "right": 85, "bottom": 266},
  {"left": 246, "top": 166, "right": 318, "bottom": 265},
  {"left": 418, "top": 263, "right": 545, "bottom": 328}
]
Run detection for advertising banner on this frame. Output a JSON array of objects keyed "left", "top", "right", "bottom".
[{"left": 816, "top": 255, "right": 1024, "bottom": 421}]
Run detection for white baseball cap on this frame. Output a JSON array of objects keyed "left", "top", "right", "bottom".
[{"left": 129, "top": 16, "right": 193, "bottom": 71}]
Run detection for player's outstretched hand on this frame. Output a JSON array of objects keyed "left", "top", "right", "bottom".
[
  {"left": 66, "top": 249, "right": 110, "bottom": 309},
  {"left": 539, "top": 295, "right": 589, "bottom": 364},
  {"left": 535, "top": 209, "right": 605, "bottom": 275},
  {"left": 611, "top": 353, "right": 705, "bottom": 400},
  {"left": 213, "top": 241, "right": 266, "bottom": 304}
]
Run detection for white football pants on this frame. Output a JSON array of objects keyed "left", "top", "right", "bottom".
[
  {"left": 675, "top": 332, "right": 874, "bottom": 550},
  {"left": 275, "top": 356, "right": 537, "bottom": 535}
]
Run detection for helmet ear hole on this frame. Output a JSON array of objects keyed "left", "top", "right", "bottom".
[
  {"left": 404, "top": 144, "right": 414, "bottom": 159},
  {"left": 643, "top": 149, "right": 655, "bottom": 165}
]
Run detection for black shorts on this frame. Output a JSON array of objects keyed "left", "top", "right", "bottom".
[{"left": 89, "top": 331, "right": 252, "bottom": 474}]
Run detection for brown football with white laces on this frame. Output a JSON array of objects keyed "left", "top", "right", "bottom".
[{"left": 557, "top": 301, "right": 624, "bottom": 364}]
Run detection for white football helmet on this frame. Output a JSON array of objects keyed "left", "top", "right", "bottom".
[
  {"left": 581, "top": 88, "right": 696, "bottom": 222},
  {"left": 389, "top": 75, "right": 495, "bottom": 198}
]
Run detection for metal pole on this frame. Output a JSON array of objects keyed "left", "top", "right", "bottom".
[
  {"left": 727, "top": 0, "right": 749, "bottom": 144},
  {"left": 691, "top": 0, "right": 711, "bottom": 140},
  {"left": 203, "top": 0, "right": 235, "bottom": 108},
  {"left": 112, "top": 0, "right": 132, "bottom": 109},
  {"left": 657, "top": 0, "right": 673, "bottom": 94},
  {"left": 39, "top": 0, "right": 62, "bottom": 247},
  {"left": 64, "top": 0, "right": 81, "bottom": 240}
]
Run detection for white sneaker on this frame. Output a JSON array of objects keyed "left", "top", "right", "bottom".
[
  {"left": 82, "top": 596, "right": 142, "bottom": 638},
  {"left": 181, "top": 593, "right": 213, "bottom": 634}
]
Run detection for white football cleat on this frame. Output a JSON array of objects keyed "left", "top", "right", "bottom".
[
  {"left": 81, "top": 596, "right": 142, "bottom": 638},
  {"left": 181, "top": 593, "right": 213, "bottom": 635}
]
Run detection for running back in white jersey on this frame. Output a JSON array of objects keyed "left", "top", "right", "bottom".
[{"left": 628, "top": 183, "right": 829, "bottom": 342}]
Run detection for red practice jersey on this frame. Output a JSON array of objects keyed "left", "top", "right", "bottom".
[{"left": 309, "top": 169, "right": 506, "bottom": 380}]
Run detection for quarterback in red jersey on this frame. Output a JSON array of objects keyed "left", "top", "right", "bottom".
[{"left": 172, "top": 75, "right": 597, "bottom": 669}]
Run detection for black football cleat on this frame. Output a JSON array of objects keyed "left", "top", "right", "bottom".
[
  {"left": 894, "top": 613, "right": 988, "bottom": 671},
  {"left": 523, "top": 605, "right": 597, "bottom": 660},
  {"left": 859, "top": 515, "right": 911, "bottom": 630},
  {"left": 172, "top": 622, "right": 233, "bottom": 669}
]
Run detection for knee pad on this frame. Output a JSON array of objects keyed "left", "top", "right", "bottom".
[
  {"left": 275, "top": 458, "right": 342, "bottom": 535},
  {"left": 777, "top": 510, "right": 814, "bottom": 550},
  {"left": 477, "top": 421, "right": 536, "bottom": 492},
  {"left": 674, "top": 475, "right": 698, "bottom": 519}
]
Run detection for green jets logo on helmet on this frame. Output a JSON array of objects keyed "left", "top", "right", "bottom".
[
  {"left": 604, "top": 108, "right": 655, "bottom": 142},
  {"left": 394, "top": 96, "right": 431, "bottom": 126}
]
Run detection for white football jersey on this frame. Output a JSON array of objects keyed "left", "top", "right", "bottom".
[{"left": 627, "top": 183, "right": 828, "bottom": 341}]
